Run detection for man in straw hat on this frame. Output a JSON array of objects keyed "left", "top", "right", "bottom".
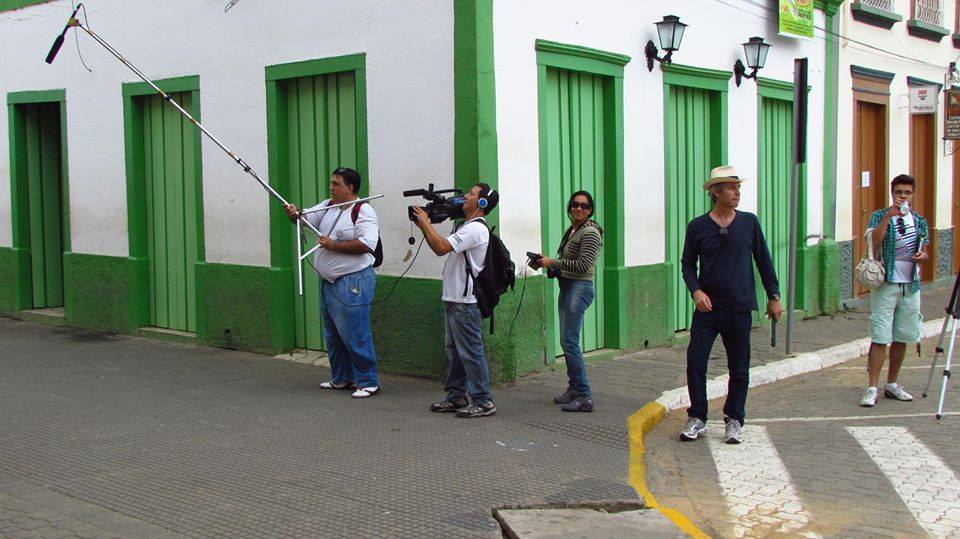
[{"left": 678, "top": 165, "right": 783, "bottom": 444}]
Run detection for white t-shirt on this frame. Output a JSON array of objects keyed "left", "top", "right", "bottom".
[
  {"left": 866, "top": 212, "right": 918, "bottom": 284},
  {"left": 441, "top": 218, "right": 489, "bottom": 303},
  {"left": 303, "top": 199, "right": 379, "bottom": 283}
]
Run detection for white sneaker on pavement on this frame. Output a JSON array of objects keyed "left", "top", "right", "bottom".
[
  {"left": 678, "top": 417, "right": 707, "bottom": 441},
  {"left": 884, "top": 383, "right": 914, "bottom": 401},
  {"left": 860, "top": 386, "right": 878, "bottom": 407},
  {"left": 724, "top": 418, "right": 743, "bottom": 444}
]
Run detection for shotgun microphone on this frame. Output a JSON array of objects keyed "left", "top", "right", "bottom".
[{"left": 45, "top": 4, "right": 82, "bottom": 64}]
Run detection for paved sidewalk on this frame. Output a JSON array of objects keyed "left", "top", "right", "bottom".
[{"left": 0, "top": 286, "right": 950, "bottom": 537}]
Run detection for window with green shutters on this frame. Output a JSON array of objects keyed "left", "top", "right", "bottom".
[
  {"left": 541, "top": 67, "right": 608, "bottom": 355},
  {"left": 757, "top": 82, "right": 805, "bottom": 310},
  {"left": 280, "top": 72, "right": 361, "bottom": 351},
  {"left": 14, "top": 101, "right": 66, "bottom": 309},
  {"left": 664, "top": 85, "right": 724, "bottom": 331},
  {"left": 138, "top": 91, "right": 202, "bottom": 332}
]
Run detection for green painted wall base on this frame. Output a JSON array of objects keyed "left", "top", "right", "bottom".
[
  {"left": 801, "top": 240, "right": 841, "bottom": 316},
  {"left": 622, "top": 262, "right": 672, "bottom": 350},
  {"left": 63, "top": 252, "right": 144, "bottom": 333},
  {"left": 196, "top": 262, "right": 283, "bottom": 354},
  {"left": 0, "top": 247, "right": 16, "bottom": 315}
]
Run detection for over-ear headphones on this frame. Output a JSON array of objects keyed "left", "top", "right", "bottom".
[{"left": 478, "top": 189, "right": 496, "bottom": 209}]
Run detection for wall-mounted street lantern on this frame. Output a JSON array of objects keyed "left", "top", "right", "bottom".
[
  {"left": 734, "top": 36, "right": 772, "bottom": 86},
  {"left": 645, "top": 15, "right": 687, "bottom": 71}
]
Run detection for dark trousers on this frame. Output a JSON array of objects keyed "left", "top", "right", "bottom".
[{"left": 686, "top": 309, "right": 753, "bottom": 425}]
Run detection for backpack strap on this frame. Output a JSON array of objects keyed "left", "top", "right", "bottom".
[
  {"left": 350, "top": 200, "right": 364, "bottom": 224},
  {"left": 461, "top": 219, "right": 488, "bottom": 298}
]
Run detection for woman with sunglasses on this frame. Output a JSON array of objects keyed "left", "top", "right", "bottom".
[{"left": 532, "top": 191, "right": 603, "bottom": 412}]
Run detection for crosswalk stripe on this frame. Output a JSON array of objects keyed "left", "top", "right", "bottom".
[
  {"left": 706, "top": 422, "right": 817, "bottom": 538},
  {"left": 848, "top": 426, "right": 960, "bottom": 537}
]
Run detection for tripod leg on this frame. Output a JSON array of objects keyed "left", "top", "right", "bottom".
[
  {"left": 936, "top": 317, "right": 958, "bottom": 419},
  {"left": 923, "top": 316, "right": 951, "bottom": 398}
]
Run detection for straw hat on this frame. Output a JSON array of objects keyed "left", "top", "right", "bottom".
[{"left": 702, "top": 165, "right": 747, "bottom": 190}]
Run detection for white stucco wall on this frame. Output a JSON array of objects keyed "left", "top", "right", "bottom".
[
  {"left": 491, "top": 0, "right": 827, "bottom": 268},
  {"left": 836, "top": 0, "right": 959, "bottom": 241},
  {"left": 0, "top": 0, "right": 455, "bottom": 276}
]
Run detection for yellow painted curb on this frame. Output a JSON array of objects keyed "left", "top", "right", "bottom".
[{"left": 627, "top": 402, "right": 710, "bottom": 539}]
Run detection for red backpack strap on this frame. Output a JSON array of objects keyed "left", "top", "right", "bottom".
[{"left": 351, "top": 201, "right": 364, "bottom": 224}]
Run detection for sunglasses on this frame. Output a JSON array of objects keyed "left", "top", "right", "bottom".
[
  {"left": 568, "top": 202, "right": 592, "bottom": 211},
  {"left": 896, "top": 217, "right": 906, "bottom": 235},
  {"left": 719, "top": 226, "right": 729, "bottom": 245}
]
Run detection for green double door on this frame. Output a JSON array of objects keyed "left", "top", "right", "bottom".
[
  {"left": 541, "top": 67, "right": 607, "bottom": 355},
  {"left": 757, "top": 95, "right": 800, "bottom": 307},
  {"left": 665, "top": 85, "right": 723, "bottom": 331},
  {"left": 139, "top": 92, "right": 201, "bottom": 332},
  {"left": 17, "top": 102, "right": 66, "bottom": 309},
  {"left": 280, "top": 72, "right": 361, "bottom": 351}
]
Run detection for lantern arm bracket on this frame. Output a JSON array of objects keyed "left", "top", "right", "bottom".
[{"left": 645, "top": 40, "right": 675, "bottom": 71}]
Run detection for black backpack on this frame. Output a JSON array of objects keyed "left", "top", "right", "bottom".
[
  {"left": 350, "top": 201, "right": 383, "bottom": 268},
  {"left": 463, "top": 220, "right": 516, "bottom": 333}
]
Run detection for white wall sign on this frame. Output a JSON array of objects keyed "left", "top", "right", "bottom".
[
  {"left": 861, "top": 171, "right": 870, "bottom": 187},
  {"left": 910, "top": 85, "right": 938, "bottom": 114}
]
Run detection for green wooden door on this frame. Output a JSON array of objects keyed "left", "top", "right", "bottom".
[
  {"left": 542, "top": 67, "right": 607, "bottom": 355},
  {"left": 757, "top": 96, "right": 793, "bottom": 309},
  {"left": 665, "top": 85, "right": 722, "bottom": 331},
  {"left": 281, "top": 72, "right": 360, "bottom": 351},
  {"left": 21, "top": 103, "right": 65, "bottom": 309},
  {"left": 140, "top": 92, "right": 201, "bottom": 332}
]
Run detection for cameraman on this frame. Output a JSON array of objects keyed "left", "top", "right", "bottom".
[
  {"left": 283, "top": 167, "right": 381, "bottom": 399},
  {"left": 412, "top": 183, "right": 499, "bottom": 418}
]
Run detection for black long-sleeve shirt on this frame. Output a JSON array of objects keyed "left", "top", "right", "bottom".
[{"left": 681, "top": 211, "right": 780, "bottom": 313}]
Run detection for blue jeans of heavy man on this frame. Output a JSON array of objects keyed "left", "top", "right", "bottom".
[
  {"left": 320, "top": 266, "right": 379, "bottom": 388},
  {"left": 686, "top": 309, "right": 752, "bottom": 425},
  {"left": 443, "top": 301, "right": 493, "bottom": 404},
  {"left": 558, "top": 278, "right": 595, "bottom": 397}
]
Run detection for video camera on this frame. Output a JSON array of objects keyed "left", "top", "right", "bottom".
[{"left": 404, "top": 184, "right": 466, "bottom": 223}]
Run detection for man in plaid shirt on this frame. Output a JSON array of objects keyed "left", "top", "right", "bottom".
[{"left": 861, "top": 174, "right": 930, "bottom": 407}]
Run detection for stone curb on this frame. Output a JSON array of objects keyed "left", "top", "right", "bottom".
[{"left": 625, "top": 316, "right": 946, "bottom": 537}]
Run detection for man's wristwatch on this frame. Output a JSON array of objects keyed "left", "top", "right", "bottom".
[{"left": 768, "top": 294, "right": 780, "bottom": 301}]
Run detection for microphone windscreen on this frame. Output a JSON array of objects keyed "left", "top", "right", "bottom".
[{"left": 45, "top": 34, "right": 65, "bottom": 64}]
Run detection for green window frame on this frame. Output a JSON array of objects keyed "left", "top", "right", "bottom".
[
  {"left": 121, "top": 75, "right": 205, "bottom": 330},
  {"left": 6, "top": 89, "right": 71, "bottom": 313},
  {"left": 264, "top": 53, "right": 369, "bottom": 350},
  {"left": 535, "top": 39, "right": 629, "bottom": 355}
]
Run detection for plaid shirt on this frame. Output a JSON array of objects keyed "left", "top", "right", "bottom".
[{"left": 866, "top": 209, "right": 928, "bottom": 293}]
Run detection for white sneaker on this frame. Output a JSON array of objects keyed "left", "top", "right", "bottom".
[
  {"left": 351, "top": 386, "right": 381, "bottom": 399},
  {"left": 678, "top": 417, "right": 707, "bottom": 441},
  {"left": 860, "top": 387, "right": 878, "bottom": 407},
  {"left": 724, "top": 418, "right": 743, "bottom": 445},
  {"left": 884, "top": 383, "right": 914, "bottom": 401}
]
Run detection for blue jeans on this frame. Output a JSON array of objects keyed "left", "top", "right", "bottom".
[
  {"left": 686, "top": 309, "right": 752, "bottom": 425},
  {"left": 558, "top": 278, "right": 595, "bottom": 397},
  {"left": 442, "top": 301, "right": 493, "bottom": 404},
  {"left": 320, "top": 266, "right": 379, "bottom": 388}
]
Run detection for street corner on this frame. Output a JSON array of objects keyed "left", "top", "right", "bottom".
[{"left": 642, "top": 335, "right": 960, "bottom": 538}]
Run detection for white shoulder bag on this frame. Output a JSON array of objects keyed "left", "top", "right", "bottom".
[{"left": 855, "top": 230, "right": 885, "bottom": 290}]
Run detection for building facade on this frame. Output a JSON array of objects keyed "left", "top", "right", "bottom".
[
  {"left": 835, "top": 0, "right": 960, "bottom": 301},
  {"left": 1, "top": 0, "right": 844, "bottom": 381}
]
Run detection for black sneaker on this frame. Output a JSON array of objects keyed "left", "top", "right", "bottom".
[
  {"left": 554, "top": 388, "right": 578, "bottom": 404},
  {"left": 560, "top": 396, "right": 594, "bottom": 412},
  {"left": 430, "top": 397, "right": 468, "bottom": 413},
  {"left": 456, "top": 401, "right": 497, "bottom": 418}
]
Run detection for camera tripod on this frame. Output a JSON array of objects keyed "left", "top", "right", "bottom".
[{"left": 922, "top": 271, "right": 960, "bottom": 419}]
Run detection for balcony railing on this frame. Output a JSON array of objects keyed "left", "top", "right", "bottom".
[
  {"left": 860, "top": 0, "right": 895, "bottom": 12},
  {"left": 913, "top": 0, "right": 944, "bottom": 26}
]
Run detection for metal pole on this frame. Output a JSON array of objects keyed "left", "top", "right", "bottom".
[
  {"left": 786, "top": 58, "right": 809, "bottom": 356},
  {"left": 786, "top": 162, "right": 800, "bottom": 355},
  {"left": 300, "top": 194, "right": 385, "bottom": 215},
  {"left": 72, "top": 21, "right": 325, "bottom": 236}
]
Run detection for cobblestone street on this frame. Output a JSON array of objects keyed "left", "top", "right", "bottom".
[{"left": 646, "top": 335, "right": 960, "bottom": 538}]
